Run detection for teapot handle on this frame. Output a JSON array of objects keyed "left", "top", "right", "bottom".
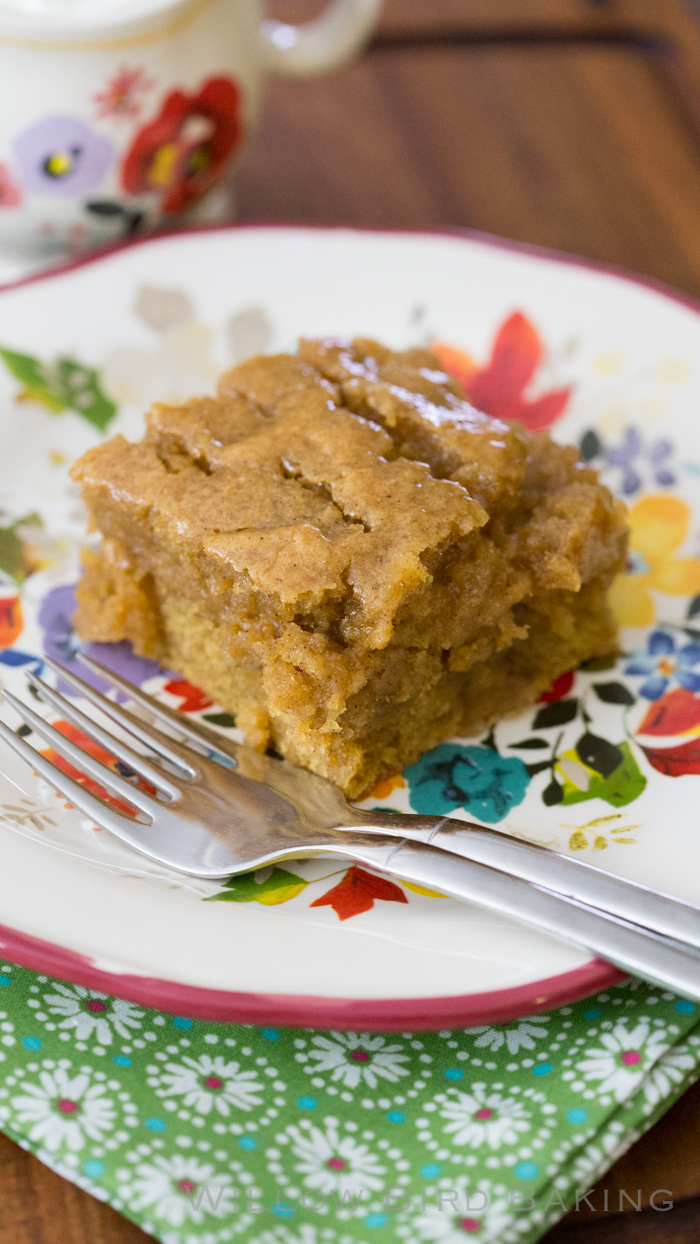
[{"left": 259, "top": 0, "right": 382, "bottom": 78}]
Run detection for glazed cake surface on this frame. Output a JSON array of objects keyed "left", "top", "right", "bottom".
[{"left": 71, "top": 337, "right": 628, "bottom": 797}]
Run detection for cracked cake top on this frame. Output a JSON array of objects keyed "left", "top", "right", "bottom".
[{"left": 72, "top": 337, "right": 627, "bottom": 652}]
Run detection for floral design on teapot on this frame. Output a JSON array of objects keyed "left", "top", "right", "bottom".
[
  {"left": 0, "top": 165, "right": 22, "bottom": 209},
  {"left": 13, "top": 116, "right": 114, "bottom": 197},
  {"left": 121, "top": 76, "right": 243, "bottom": 214},
  {"left": 94, "top": 67, "right": 155, "bottom": 122}
]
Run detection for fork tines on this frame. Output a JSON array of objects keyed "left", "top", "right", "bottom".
[{"left": 0, "top": 656, "right": 200, "bottom": 833}]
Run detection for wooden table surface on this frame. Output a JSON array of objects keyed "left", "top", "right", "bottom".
[{"left": 4, "top": 0, "right": 700, "bottom": 1239}]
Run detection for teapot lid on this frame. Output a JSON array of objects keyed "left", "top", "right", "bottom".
[{"left": 0, "top": 0, "right": 199, "bottom": 42}]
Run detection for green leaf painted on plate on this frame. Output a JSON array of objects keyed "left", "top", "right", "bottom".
[
  {"left": 592, "top": 681, "right": 635, "bottom": 706},
  {"left": 557, "top": 741, "right": 646, "bottom": 808},
  {"left": 0, "top": 526, "right": 26, "bottom": 583},
  {"left": 542, "top": 776, "right": 564, "bottom": 806},
  {"left": 579, "top": 428, "right": 601, "bottom": 461},
  {"left": 525, "top": 759, "right": 552, "bottom": 778},
  {"left": 578, "top": 654, "right": 618, "bottom": 672},
  {"left": 0, "top": 512, "right": 43, "bottom": 583},
  {"left": 0, "top": 346, "right": 117, "bottom": 431},
  {"left": 206, "top": 866, "right": 308, "bottom": 906},
  {"left": 202, "top": 712, "right": 237, "bottom": 728},
  {"left": 575, "top": 732, "right": 624, "bottom": 778},
  {"left": 532, "top": 699, "right": 578, "bottom": 729}
]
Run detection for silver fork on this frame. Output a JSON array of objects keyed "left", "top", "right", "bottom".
[
  {"left": 33, "top": 655, "right": 700, "bottom": 955},
  {"left": 1, "top": 654, "right": 700, "bottom": 1002}
]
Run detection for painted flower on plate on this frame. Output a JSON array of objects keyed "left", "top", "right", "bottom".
[
  {"left": 37, "top": 584, "right": 83, "bottom": 670},
  {"left": 148, "top": 1053, "right": 264, "bottom": 1115},
  {"left": 406, "top": 744, "right": 530, "bottom": 822},
  {"left": 101, "top": 287, "right": 219, "bottom": 409},
  {"left": 634, "top": 687, "right": 700, "bottom": 777},
  {"left": 40, "top": 982, "right": 143, "bottom": 1045},
  {"left": 38, "top": 584, "right": 161, "bottom": 696},
  {"left": 121, "top": 76, "right": 243, "bottom": 213},
  {"left": 274, "top": 1120, "right": 386, "bottom": 1197},
  {"left": 436, "top": 1085, "right": 531, "bottom": 1149},
  {"left": 574, "top": 1021, "right": 672, "bottom": 1102},
  {"left": 578, "top": 425, "right": 675, "bottom": 496},
  {"left": 6, "top": 1065, "right": 122, "bottom": 1154},
  {"left": 298, "top": 1032, "right": 410, "bottom": 1089},
  {"left": 0, "top": 594, "right": 22, "bottom": 648},
  {"left": 625, "top": 630, "right": 700, "bottom": 700},
  {"left": 608, "top": 495, "right": 700, "bottom": 628},
  {"left": 433, "top": 312, "right": 572, "bottom": 431},
  {"left": 119, "top": 1153, "right": 236, "bottom": 1226},
  {"left": 465, "top": 1016, "right": 551, "bottom": 1055},
  {"left": 13, "top": 116, "right": 113, "bottom": 195}
]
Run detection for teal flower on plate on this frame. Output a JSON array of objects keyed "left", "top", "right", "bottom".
[{"left": 405, "top": 743, "right": 530, "bottom": 822}]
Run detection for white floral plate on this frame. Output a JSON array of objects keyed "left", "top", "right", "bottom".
[{"left": 1, "top": 225, "right": 699, "bottom": 1030}]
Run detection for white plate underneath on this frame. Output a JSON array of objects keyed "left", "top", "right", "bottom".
[{"left": 2, "top": 223, "right": 699, "bottom": 1028}]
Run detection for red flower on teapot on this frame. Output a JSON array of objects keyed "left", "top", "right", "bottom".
[{"left": 121, "top": 76, "right": 243, "bottom": 214}]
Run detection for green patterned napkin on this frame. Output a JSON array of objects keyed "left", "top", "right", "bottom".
[{"left": 0, "top": 963, "right": 696, "bottom": 1244}]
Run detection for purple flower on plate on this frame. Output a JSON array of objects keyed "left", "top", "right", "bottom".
[
  {"left": 579, "top": 426, "right": 675, "bottom": 496},
  {"left": 13, "top": 116, "right": 114, "bottom": 196},
  {"left": 38, "top": 584, "right": 161, "bottom": 697},
  {"left": 625, "top": 629, "right": 700, "bottom": 700}
]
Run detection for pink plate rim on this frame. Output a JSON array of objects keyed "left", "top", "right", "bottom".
[
  {"left": 0, "top": 920, "right": 625, "bottom": 1031},
  {"left": 1, "top": 219, "right": 684, "bottom": 1029}
]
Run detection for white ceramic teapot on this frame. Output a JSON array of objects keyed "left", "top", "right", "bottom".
[{"left": 0, "top": 0, "right": 381, "bottom": 255}]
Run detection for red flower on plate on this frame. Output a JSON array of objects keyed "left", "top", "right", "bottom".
[
  {"left": 539, "top": 670, "right": 575, "bottom": 702},
  {"left": 163, "top": 678, "right": 213, "bottom": 713},
  {"left": 121, "top": 76, "right": 243, "bottom": 214},
  {"left": 636, "top": 688, "right": 700, "bottom": 738},
  {"left": 639, "top": 737, "right": 700, "bottom": 779},
  {"left": 433, "top": 312, "right": 572, "bottom": 431},
  {"left": 310, "top": 866, "right": 408, "bottom": 921},
  {"left": 0, "top": 595, "right": 22, "bottom": 648},
  {"left": 40, "top": 720, "right": 154, "bottom": 816},
  {"left": 636, "top": 687, "right": 700, "bottom": 777}
]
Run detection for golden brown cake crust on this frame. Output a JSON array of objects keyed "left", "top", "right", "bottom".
[{"left": 71, "top": 337, "right": 628, "bottom": 797}]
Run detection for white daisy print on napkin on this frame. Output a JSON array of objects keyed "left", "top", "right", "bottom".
[
  {"left": 570, "top": 1020, "right": 675, "bottom": 1102},
  {"left": 267, "top": 1117, "right": 390, "bottom": 1200},
  {"left": 0, "top": 1061, "right": 136, "bottom": 1155},
  {"left": 117, "top": 1153, "right": 237, "bottom": 1227},
  {"left": 436, "top": 1085, "right": 532, "bottom": 1150},
  {"left": 298, "top": 1032, "right": 410, "bottom": 1089},
  {"left": 147, "top": 1053, "right": 265, "bottom": 1115},
  {"left": 37, "top": 982, "right": 144, "bottom": 1046}
]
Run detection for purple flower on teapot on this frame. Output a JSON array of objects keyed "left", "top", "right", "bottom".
[{"left": 13, "top": 115, "right": 114, "bottom": 196}]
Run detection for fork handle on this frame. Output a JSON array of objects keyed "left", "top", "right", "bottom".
[
  {"left": 354, "top": 809, "right": 700, "bottom": 954},
  {"left": 333, "top": 837, "right": 700, "bottom": 1001}
]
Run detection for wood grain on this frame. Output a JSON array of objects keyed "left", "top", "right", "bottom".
[
  {"left": 4, "top": 0, "right": 700, "bottom": 1240},
  {"left": 239, "top": 0, "right": 700, "bottom": 296},
  {"left": 0, "top": 1130, "right": 147, "bottom": 1243}
]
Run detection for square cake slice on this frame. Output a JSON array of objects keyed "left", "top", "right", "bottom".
[{"left": 70, "top": 337, "right": 628, "bottom": 798}]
